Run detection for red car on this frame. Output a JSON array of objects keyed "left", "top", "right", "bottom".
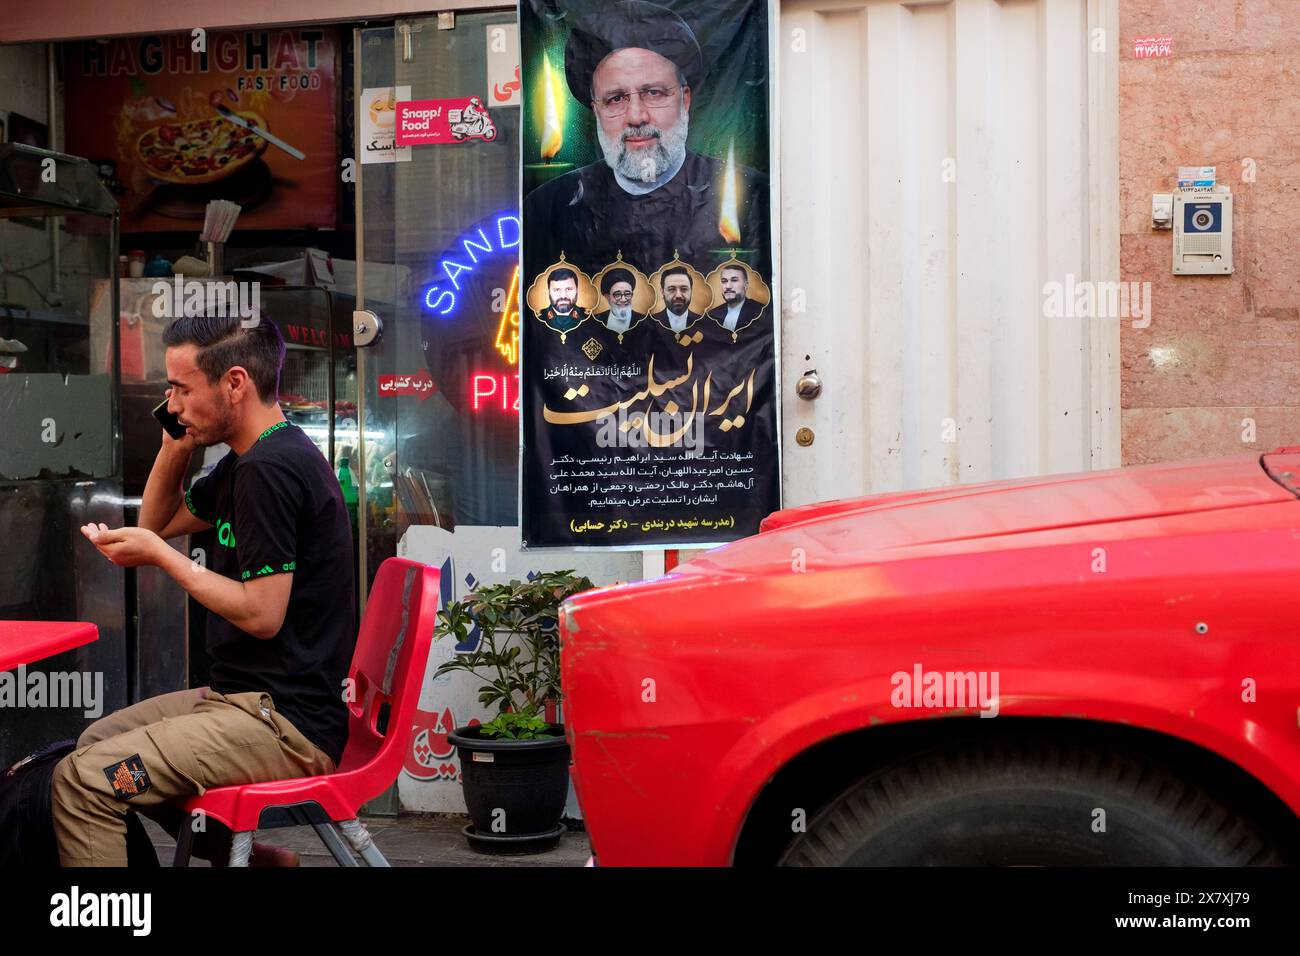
[{"left": 560, "top": 449, "right": 1300, "bottom": 865}]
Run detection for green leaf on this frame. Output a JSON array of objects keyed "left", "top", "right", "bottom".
[{"left": 433, "top": 574, "right": 595, "bottom": 719}]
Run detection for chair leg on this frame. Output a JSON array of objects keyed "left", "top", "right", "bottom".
[
  {"left": 338, "top": 817, "right": 391, "bottom": 867},
  {"left": 312, "top": 821, "right": 360, "bottom": 867},
  {"left": 229, "top": 831, "right": 254, "bottom": 867},
  {"left": 172, "top": 818, "right": 195, "bottom": 868}
]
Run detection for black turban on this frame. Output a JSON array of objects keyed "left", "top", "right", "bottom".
[
  {"left": 601, "top": 267, "right": 636, "bottom": 294},
  {"left": 564, "top": 0, "right": 704, "bottom": 106}
]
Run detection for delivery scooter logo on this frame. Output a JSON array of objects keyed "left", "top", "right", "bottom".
[{"left": 449, "top": 97, "right": 497, "bottom": 143}]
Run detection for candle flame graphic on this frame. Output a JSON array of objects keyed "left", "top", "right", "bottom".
[
  {"left": 718, "top": 140, "right": 741, "bottom": 243},
  {"left": 541, "top": 53, "right": 563, "bottom": 160},
  {"left": 495, "top": 264, "right": 521, "bottom": 365}
]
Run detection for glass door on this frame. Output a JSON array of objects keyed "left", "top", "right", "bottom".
[{"left": 355, "top": 10, "right": 521, "bottom": 604}]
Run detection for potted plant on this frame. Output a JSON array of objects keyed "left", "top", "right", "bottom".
[{"left": 435, "top": 569, "right": 595, "bottom": 853}]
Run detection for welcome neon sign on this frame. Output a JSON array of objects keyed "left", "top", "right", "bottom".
[{"left": 419, "top": 209, "right": 522, "bottom": 415}]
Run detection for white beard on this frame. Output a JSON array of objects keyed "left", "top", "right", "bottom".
[{"left": 597, "top": 109, "right": 690, "bottom": 185}]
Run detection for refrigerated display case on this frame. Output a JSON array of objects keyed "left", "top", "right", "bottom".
[{"left": 0, "top": 143, "right": 127, "bottom": 764}]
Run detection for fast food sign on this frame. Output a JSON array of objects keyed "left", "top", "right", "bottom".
[{"left": 64, "top": 29, "right": 339, "bottom": 231}]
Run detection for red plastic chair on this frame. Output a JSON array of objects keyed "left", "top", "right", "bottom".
[{"left": 172, "top": 557, "right": 439, "bottom": 867}]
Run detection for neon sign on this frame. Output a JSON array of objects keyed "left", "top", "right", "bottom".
[
  {"left": 494, "top": 264, "right": 521, "bottom": 366},
  {"left": 472, "top": 373, "right": 521, "bottom": 412},
  {"left": 420, "top": 210, "right": 521, "bottom": 318},
  {"left": 419, "top": 209, "right": 522, "bottom": 415}
]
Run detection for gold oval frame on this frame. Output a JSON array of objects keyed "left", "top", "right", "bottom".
[
  {"left": 592, "top": 254, "right": 653, "bottom": 341},
  {"left": 647, "top": 254, "right": 711, "bottom": 329},
  {"left": 703, "top": 256, "right": 771, "bottom": 339},
  {"left": 526, "top": 255, "right": 598, "bottom": 341}
]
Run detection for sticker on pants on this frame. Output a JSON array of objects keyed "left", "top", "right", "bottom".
[{"left": 103, "top": 754, "right": 152, "bottom": 799}]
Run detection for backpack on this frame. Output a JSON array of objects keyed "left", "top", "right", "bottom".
[{"left": 0, "top": 739, "right": 158, "bottom": 867}]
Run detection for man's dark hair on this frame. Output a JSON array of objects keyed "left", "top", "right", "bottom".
[
  {"left": 722, "top": 264, "right": 748, "bottom": 281},
  {"left": 549, "top": 267, "right": 578, "bottom": 285},
  {"left": 661, "top": 265, "right": 691, "bottom": 287},
  {"left": 601, "top": 267, "right": 635, "bottom": 295},
  {"left": 162, "top": 314, "right": 285, "bottom": 403}
]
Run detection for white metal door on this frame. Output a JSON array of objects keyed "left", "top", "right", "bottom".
[{"left": 778, "top": 0, "right": 1120, "bottom": 507}]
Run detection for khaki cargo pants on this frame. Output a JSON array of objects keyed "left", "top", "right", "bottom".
[{"left": 51, "top": 687, "right": 335, "bottom": 867}]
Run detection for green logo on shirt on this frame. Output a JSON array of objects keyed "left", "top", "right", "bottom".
[
  {"left": 216, "top": 518, "right": 236, "bottom": 548},
  {"left": 256, "top": 421, "right": 290, "bottom": 443},
  {"left": 241, "top": 561, "right": 296, "bottom": 581}
]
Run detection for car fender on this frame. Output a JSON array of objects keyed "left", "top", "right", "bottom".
[{"left": 707, "top": 668, "right": 1300, "bottom": 863}]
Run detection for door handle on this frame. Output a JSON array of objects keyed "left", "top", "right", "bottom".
[
  {"left": 795, "top": 369, "right": 822, "bottom": 400},
  {"left": 353, "top": 310, "right": 383, "bottom": 347}
]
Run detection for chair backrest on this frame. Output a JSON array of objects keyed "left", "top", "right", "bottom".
[{"left": 335, "top": 557, "right": 439, "bottom": 794}]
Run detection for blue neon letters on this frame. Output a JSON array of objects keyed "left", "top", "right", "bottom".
[{"left": 421, "top": 211, "right": 521, "bottom": 317}]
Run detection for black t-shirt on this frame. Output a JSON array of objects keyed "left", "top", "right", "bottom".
[{"left": 184, "top": 421, "right": 356, "bottom": 765}]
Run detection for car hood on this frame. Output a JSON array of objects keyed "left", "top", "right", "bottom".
[{"left": 676, "top": 452, "right": 1297, "bottom": 577}]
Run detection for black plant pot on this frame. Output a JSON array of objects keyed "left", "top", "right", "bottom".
[{"left": 448, "top": 724, "right": 570, "bottom": 854}]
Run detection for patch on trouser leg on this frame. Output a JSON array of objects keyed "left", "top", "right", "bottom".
[{"left": 103, "top": 754, "right": 152, "bottom": 799}]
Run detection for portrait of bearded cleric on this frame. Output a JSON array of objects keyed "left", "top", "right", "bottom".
[
  {"left": 522, "top": 0, "right": 770, "bottom": 278},
  {"left": 592, "top": 262, "right": 652, "bottom": 342}
]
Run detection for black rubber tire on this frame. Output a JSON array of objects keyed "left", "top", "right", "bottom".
[{"left": 778, "top": 737, "right": 1290, "bottom": 866}]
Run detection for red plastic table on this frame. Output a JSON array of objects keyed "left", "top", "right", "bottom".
[{"left": 0, "top": 620, "right": 99, "bottom": 671}]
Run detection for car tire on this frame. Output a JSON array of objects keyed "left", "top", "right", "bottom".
[{"left": 778, "top": 736, "right": 1290, "bottom": 865}]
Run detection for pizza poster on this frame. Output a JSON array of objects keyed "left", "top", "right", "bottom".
[
  {"left": 519, "top": 0, "right": 779, "bottom": 549},
  {"left": 64, "top": 30, "right": 339, "bottom": 231}
]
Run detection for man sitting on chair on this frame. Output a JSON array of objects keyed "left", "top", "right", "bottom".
[{"left": 52, "top": 314, "right": 356, "bottom": 867}]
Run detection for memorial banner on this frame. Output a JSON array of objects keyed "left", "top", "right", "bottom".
[{"left": 520, "top": 0, "right": 778, "bottom": 548}]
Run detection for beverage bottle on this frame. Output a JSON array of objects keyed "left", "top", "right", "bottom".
[{"left": 336, "top": 447, "right": 360, "bottom": 542}]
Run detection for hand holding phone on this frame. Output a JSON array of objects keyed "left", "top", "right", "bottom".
[{"left": 152, "top": 397, "right": 189, "bottom": 441}]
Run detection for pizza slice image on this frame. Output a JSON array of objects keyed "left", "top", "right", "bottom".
[{"left": 136, "top": 111, "right": 271, "bottom": 186}]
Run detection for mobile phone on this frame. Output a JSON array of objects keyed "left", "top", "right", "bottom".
[{"left": 152, "top": 398, "right": 188, "bottom": 440}]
